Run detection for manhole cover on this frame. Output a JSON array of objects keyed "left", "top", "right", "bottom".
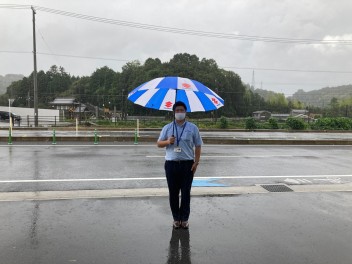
[{"left": 260, "top": 184, "right": 294, "bottom": 192}]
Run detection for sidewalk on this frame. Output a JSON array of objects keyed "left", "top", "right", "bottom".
[
  {"left": 1, "top": 192, "right": 351, "bottom": 264},
  {"left": 1, "top": 183, "right": 352, "bottom": 201}
]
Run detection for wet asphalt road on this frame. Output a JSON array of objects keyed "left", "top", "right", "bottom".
[
  {"left": 1, "top": 144, "right": 352, "bottom": 263},
  {"left": 2, "top": 128, "right": 352, "bottom": 141},
  {"left": 1, "top": 193, "right": 352, "bottom": 264},
  {"left": 0, "top": 144, "right": 352, "bottom": 192}
]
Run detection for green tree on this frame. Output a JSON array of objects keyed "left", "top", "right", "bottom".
[{"left": 328, "top": 97, "right": 340, "bottom": 117}]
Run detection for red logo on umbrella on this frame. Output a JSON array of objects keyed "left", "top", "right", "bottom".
[
  {"left": 212, "top": 98, "right": 219, "bottom": 105},
  {"left": 165, "top": 101, "right": 173, "bottom": 108},
  {"left": 182, "top": 83, "right": 191, "bottom": 89}
]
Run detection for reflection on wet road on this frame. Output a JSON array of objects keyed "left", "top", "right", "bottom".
[
  {"left": 167, "top": 229, "right": 191, "bottom": 264},
  {"left": 0, "top": 144, "right": 352, "bottom": 192}
]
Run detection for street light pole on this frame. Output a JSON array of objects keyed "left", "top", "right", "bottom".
[{"left": 31, "top": 6, "right": 38, "bottom": 127}]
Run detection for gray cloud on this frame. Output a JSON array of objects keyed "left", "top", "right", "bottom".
[{"left": 1, "top": 0, "right": 352, "bottom": 95}]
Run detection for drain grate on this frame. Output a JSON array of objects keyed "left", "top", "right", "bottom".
[{"left": 260, "top": 184, "right": 294, "bottom": 192}]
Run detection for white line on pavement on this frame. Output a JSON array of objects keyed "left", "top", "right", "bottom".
[
  {"left": 0, "top": 145, "right": 144, "bottom": 147},
  {"left": 146, "top": 155, "right": 294, "bottom": 158},
  {"left": 1, "top": 144, "right": 351, "bottom": 148},
  {"left": 0, "top": 174, "right": 351, "bottom": 184}
]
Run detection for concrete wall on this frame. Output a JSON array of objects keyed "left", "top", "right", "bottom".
[
  {"left": 0, "top": 106, "right": 60, "bottom": 126},
  {"left": 0, "top": 106, "right": 59, "bottom": 118}
]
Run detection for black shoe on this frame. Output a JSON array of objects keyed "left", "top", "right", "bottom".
[
  {"left": 173, "top": 221, "right": 181, "bottom": 229},
  {"left": 181, "top": 221, "right": 189, "bottom": 229}
]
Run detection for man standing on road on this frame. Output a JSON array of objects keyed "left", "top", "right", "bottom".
[{"left": 157, "top": 101, "right": 203, "bottom": 229}]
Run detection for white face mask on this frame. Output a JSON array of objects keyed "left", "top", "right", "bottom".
[{"left": 175, "top": 113, "right": 186, "bottom": 121}]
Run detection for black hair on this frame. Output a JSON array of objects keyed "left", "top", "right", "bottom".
[{"left": 173, "top": 101, "right": 187, "bottom": 111}]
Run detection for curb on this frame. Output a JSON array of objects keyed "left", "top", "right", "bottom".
[
  {"left": 1, "top": 136, "right": 352, "bottom": 145},
  {"left": 1, "top": 183, "right": 351, "bottom": 202}
]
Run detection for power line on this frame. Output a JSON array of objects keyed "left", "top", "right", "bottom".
[
  {"left": 33, "top": 6, "right": 352, "bottom": 45},
  {"left": 0, "top": 50, "right": 131, "bottom": 62},
  {"left": 0, "top": 4, "right": 30, "bottom": 9},
  {"left": 0, "top": 51, "right": 31, "bottom": 54},
  {"left": 38, "top": 52, "right": 131, "bottom": 62},
  {"left": 36, "top": 26, "right": 61, "bottom": 66},
  {"left": 1, "top": 50, "right": 351, "bottom": 74},
  {"left": 2, "top": 4, "right": 352, "bottom": 45},
  {"left": 224, "top": 66, "right": 352, "bottom": 74}
]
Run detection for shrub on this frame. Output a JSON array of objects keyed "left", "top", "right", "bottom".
[
  {"left": 245, "top": 117, "right": 257, "bottom": 130},
  {"left": 285, "top": 117, "right": 306, "bottom": 130},
  {"left": 268, "top": 118, "right": 279, "bottom": 129},
  {"left": 219, "top": 116, "right": 229, "bottom": 129},
  {"left": 312, "top": 117, "right": 352, "bottom": 130}
]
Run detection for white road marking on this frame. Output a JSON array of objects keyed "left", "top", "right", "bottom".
[
  {"left": 1, "top": 144, "right": 352, "bottom": 148},
  {"left": 0, "top": 145, "right": 144, "bottom": 147},
  {"left": 297, "top": 179, "right": 312, "bottom": 183},
  {"left": 146, "top": 155, "right": 294, "bottom": 158},
  {"left": 314, "top": 178, "right": 343, "bottom": 184},
  {"left": 284, "top": 179, "right": 301, "bottom": 184},
  {"left": 0, "top": 174, "right": 351, "bottom": 184}
]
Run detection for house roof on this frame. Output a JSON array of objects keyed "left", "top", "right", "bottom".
[
  {"left": 291, "top": 109, "right": 308, "bottom": 113},
  {"left": 50, "top": 98, "right": 77, "bottom": 105},
  {"left": 271, "top": 114, "right": 290, "bottom": 117},
  {"left": 253, "top": 111, "right": 271, "bottom": 114}
]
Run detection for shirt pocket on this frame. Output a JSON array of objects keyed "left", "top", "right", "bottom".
[{"left": 183, "top": 130, "right": 193, "bottom": 142}]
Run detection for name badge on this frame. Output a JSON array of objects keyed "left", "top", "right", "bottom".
[{"left": 174, "top": 147, "right": 182, "bottom": 153}]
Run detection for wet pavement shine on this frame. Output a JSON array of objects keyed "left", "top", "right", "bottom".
[
  {"left": 1, "top": 141, "right": 352, "bottom": 263},
  {"left": 1, "top": 193, "right": 352, "bottom": 264}
]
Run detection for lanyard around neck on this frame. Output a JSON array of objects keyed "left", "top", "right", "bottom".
[{"left": 173, "top": 121, "right": 187, "bottom": 146}]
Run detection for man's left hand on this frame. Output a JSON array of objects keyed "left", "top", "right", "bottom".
[{"left": 191, "top": 163, "right": 198, "bottom": 174}]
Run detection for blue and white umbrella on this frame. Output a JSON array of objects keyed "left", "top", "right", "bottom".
[{"left": 127, "top": 76, "right": 224, "bottom": 112}]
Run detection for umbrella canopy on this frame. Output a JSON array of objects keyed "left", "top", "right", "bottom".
[{"left": 127, "top": 76, "right": 224, "bottom": 112}]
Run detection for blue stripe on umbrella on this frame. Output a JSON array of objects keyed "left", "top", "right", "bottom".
[
  {"left": 175, "top": 90, "right": 191, "bottom": 112},
  {"left": 129, "top": 81, "right": 148, "bottom": 94},
  {"left": 144, "top": 88, "right": 169, "bottom": 109},
  {"left": 128, "top": 89, "right": 148, "bottom": 103},
  {"left": 157, "top": 76, "right": 178, "bottom": 89},
  {"left": 192, "top": 80, "right": 215, "bottom": 95},
  {"left": 194, "top": 92, "right": 216, "bottom": 111}
]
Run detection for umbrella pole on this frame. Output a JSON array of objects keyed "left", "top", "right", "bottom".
[{"left": 171, "top": 89, "right": 177, "bottom": 140}]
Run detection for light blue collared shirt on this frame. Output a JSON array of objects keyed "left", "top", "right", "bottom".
[{"left": 158, "top": 121, "right": 203, "bottom": 161}]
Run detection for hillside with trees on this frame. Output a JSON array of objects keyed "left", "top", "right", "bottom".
[
  {"left": 0, "top": 74, "right": 24, "bottom": 94},
  {"left": 290, "top": 85, "right": 352, "bottom": 108},
  {"left": 0, "top": 53, "right": 270, "bottom": 117},
  {"left": 0, "top": 53, "right": 327, "bottom": 118}
]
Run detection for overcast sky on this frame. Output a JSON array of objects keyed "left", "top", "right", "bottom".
[{"left": 1, "top": 0, "right": 352, "bottom": 96}]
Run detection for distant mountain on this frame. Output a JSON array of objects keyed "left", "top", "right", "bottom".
[
  {"left": 290, "top": 85, "right": 352, "bottom": 107},
  {"left": 0, "top": 74, "right": 24, "bottom": 94},
  {"left": 251, "top": 88, "right": 284, "bottom": 101}
]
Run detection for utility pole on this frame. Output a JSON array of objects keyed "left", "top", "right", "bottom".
[
  {"left": 31, "top": 6, "right": 38, "bottom": 127},
  {"left": 251, "top": 70, "right": 255, "bottom": 90}
]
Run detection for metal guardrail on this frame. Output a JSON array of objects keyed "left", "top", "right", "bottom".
[{"left": 22, "top": 116, "right": 58, "bottom": 127}]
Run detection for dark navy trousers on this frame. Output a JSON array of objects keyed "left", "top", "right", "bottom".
[{"left": 164, "top": 160, "right": 194, "bottom": 221}]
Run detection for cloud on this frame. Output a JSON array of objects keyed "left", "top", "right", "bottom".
[{"left": 1, "top": 0, "right": 352, "bottom": 95}]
